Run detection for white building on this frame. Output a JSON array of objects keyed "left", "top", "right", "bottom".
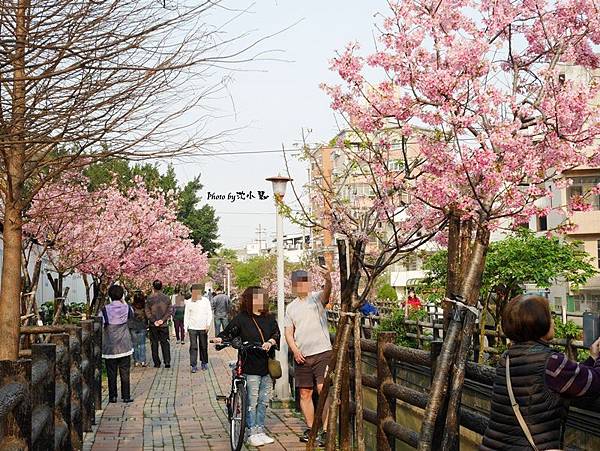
[{"left": 265, "top": 233, "right": 310, "bottom": 263}]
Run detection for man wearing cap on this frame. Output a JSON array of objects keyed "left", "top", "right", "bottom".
[{"left": 284, "top": 267, "right": 332, "bottom": 445}]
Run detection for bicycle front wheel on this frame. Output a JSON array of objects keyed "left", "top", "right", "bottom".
[{"left": 230, "top": 381, "right": 247, "bottom": 451}]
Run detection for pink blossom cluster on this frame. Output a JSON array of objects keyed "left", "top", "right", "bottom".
[
  {"left": 25, "top": 174, "right": 208, "bottom": 287},
  {"left": 324, "top": 0, "right": 600, "bottom": 229}
]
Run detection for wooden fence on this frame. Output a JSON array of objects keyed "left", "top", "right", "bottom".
[
  {"left": 328, "top": 302, "right": 587, "bottom": 361},
  {"left": 317, "top": 308, "right": 600, "bottom": 450},
  {"left": 0, "top": 319, "right": 102, "bottom": 450}
]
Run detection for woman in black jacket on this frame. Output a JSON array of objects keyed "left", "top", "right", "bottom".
[
  {"left": 213, "top": 286, "right": 280, "bottom": 448},
  {"left": 480, "top": 295, "right": 600, "bottom": 450}
]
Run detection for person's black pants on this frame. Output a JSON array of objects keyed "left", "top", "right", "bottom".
[
  {"left": 174, "top": 319, "right": 185, "bottom": 341},
  {"left": 149, "top": 326, "right": 171, "bottom": 366},
  {"left": 105, "top": 356, "right": 131, "bottom": 400},
  {"left": 188, "top": 329, "right": 208, "bottom": 367}
]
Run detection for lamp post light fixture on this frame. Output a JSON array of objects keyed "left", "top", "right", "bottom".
[{"left": 266, "top": 174, "right": 293, "bottom": 402}]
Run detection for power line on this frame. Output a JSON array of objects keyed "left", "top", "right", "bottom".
[
  {"left": 215, "top": 212, "right": 273, "bottom": 215},
  {"left": 173, "top": 148, "right": 304, "bottom": 159}
]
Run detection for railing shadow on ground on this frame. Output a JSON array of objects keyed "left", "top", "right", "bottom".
[{"left": 0, "top": 318, "right": 102, "bottom": 451}]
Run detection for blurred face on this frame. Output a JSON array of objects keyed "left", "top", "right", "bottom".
[
  {"left": 252, "top": 291, "right": 266, "bottom": 315},
  {"left": 292, "top": 277, "right": 310, "bottom": 297},
  {"left": 191, "top": 289, "right": 202, "bottom": 300},
  {"left": 408, "top": 291, "right": 415, "bottom": 298}
]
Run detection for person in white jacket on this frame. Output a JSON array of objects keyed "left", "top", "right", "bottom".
[{"left": 184, "top": 284, "right": 213, "bottom": 372}]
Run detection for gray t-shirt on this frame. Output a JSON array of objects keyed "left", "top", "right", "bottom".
[{"left": 284, "top": 291, "right": 332, "bottom": 357}]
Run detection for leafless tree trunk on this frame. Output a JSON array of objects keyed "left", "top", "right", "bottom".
[
  {"left": 354, "top": 314, "right": 365, "bottom": 451},
  {"left": 82, "top": 274, "right": 91, "bottom": 310},
  {"left": 0, "top": 0, "right": 270, "bottom": 358},
  {"left": 0, "top": 0, "right": 28, "bottom": 360}
]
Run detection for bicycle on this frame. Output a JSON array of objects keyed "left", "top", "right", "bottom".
[{"left": 211, "top": 338, "right": 266, "bottom": 451}]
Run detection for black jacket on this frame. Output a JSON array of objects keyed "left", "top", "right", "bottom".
[
  {"left": 218, "top": 312, "right": 281, "bottom": 376},
  {"left": 480, "top": 342, "right": 567, "bottom": 450}
]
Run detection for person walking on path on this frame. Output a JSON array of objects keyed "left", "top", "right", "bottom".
[
  {"left": 101, "top": 284, "right": 135, "bottom": 403},
  {"left": 214, "top": 286, "right": 280, "bottom": 447},
  {"left": 128, "top": 291, "right": 148, "bottom": 367},
  {"left": 185, "top": 284, "right": 213, "bottom": 372},
  {"left": 211, "top": 289, "right": 231, "bottom": 336},
  {"left": 284, "top": 267, "right": 332, "bottom": 446},
  {"left": 145, "top": 279, "right": 173, "bottom": 368},
  {"left": 481, "top": 295, "right": 600, "bottom": 451},
  {"left": 173, "top": 293, "right": 186, "bottom": 344}
]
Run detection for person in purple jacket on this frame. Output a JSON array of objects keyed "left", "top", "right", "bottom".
[
  {"left": 481, "top": 295, "right": 600, "bottom": 450},
  {"left": 101, "top": 284, "right": 135, "bottom": 403}
]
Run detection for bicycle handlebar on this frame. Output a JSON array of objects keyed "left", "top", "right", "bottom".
[{"left": 210, "top": 339, "right": 266, "bottom": 353}]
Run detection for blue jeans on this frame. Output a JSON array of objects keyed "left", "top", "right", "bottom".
[
  {"left": 245, "top": 374, "right": 271, "bottom": 434},
  {"left": 214, "top": 317, "right": 229, "bottom": 336},
  {"left": 130, "top": 329, "right": 147, "bottom": 363}
]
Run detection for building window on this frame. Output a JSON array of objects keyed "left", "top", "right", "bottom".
[
  {"left": 567, "top": 176, "right": 600, "bottom": 210},
  {"left": 405, "top": 254, "right": 419, "bottom": 271},
  {"left": 537, "top": 215, "right": 547, "bottom": 231},
  {"left": 597, "top": 240, "right": 600, "bottom": 268},
  {"left": 388, "top": 159, "right": 403, "bottom": 172}
]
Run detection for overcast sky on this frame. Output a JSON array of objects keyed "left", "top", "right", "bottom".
[{"left": 169, "top": 1, "right": 387, "bottom": 250}]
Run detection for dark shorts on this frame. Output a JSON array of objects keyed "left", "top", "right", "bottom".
[{"left": 295, "top": 350, "right": 332, "bottom": 388}]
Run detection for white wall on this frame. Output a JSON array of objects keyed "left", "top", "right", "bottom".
[{"left": 0, "top": 234, "right": 90, "bottom": 306}]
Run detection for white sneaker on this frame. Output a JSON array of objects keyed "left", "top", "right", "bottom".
[
  {"left": 258, "top": 433, "right": 274, "bottom": 444},
  {"left": 246, "top": 434, "right": 264, "bottom": 447}
]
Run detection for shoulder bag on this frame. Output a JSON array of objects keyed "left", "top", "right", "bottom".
[
  {"left": 251, "top": 316, "right": 282, "bottom": 379},
  {"left": 506, "top": 355, "right": 563, "bottom": 451}
]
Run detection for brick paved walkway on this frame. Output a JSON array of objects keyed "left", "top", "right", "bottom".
[{"left": 84, "top": 340, "right": 308, "bottom": 451}]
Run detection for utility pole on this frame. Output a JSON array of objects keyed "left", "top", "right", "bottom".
[
  {"left": 322, "top": 147, "right": 334, "bottom": 268},
  {"left": 256, "top": 224, "right": 267, "bottom": 255}
]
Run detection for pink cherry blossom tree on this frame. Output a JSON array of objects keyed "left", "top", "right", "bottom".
[
  {"left": 324, "top": 0, "right": 600, "bottom": 448},
  {"left": 22, "top": 172, "right": 102, "bottom": 322},
  {"left": 25, "top": 175, "right": 209, "bottom": 315}
]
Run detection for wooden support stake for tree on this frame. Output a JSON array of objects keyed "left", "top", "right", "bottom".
[
  {"left": 377, "top": 331, "right": 396, "bottom": 451},
  {"left": 326, "top": 320, "right": 353, "bottom": 451},
  {"left": 418, "top": 313, "right": 463, "bottom": 451},
  {"left": 354, "top": 314, "right": 366, "bottom": 451},
  {"left": 307, "top": 238, "right": 353, "bottom": 450},
  {"left": 340, "top": 349, "right": 351, "bottom": 449},
  {"left": 477, "top": 293, "right": 492, "bottom": 364},
  {"left": 307, "top": 311, "right": 353, "bottom": 450},
  {"left": 441, "top": 313, "right": 477, "bottom": 451}
]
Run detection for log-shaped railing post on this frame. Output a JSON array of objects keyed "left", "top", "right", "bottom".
[
  {"left": 30, "top": 343, "right": 56, "bottom": 450},
  {"left": 0, "top": 359, "right": 32, "bottom": 450},
  {"left": 377, "top": 331, "right": 396, "bottom": 451},
  {"left": 50, "top": 333, "right": 71, "bottom": 451},
  {"left": 80, "top": 320, "right": 94, "bottom": 432},
  {"left": 92, "top": 317, "right": 102, "bottom": 419},
  {"left": 65, "top": 326, "right": 83, "bottom": 450}
]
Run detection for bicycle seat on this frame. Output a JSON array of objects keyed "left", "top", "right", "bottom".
[{"left": 228, "top": 360, "right": 237, "bottom": 369}]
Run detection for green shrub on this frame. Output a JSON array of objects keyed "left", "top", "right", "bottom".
[
  {"left": 373, "top": 308, "right": 426, "bottom": 348},
  {"left": 377, "top": 283, "right": 398, "bottom": 302},
  {"left": 554, "top": 317, "right": 581, "bottom": 340}
]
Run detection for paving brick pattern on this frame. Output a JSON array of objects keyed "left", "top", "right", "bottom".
[{"left": 84, "top": 339, "right": 309, "bottom": 451}]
